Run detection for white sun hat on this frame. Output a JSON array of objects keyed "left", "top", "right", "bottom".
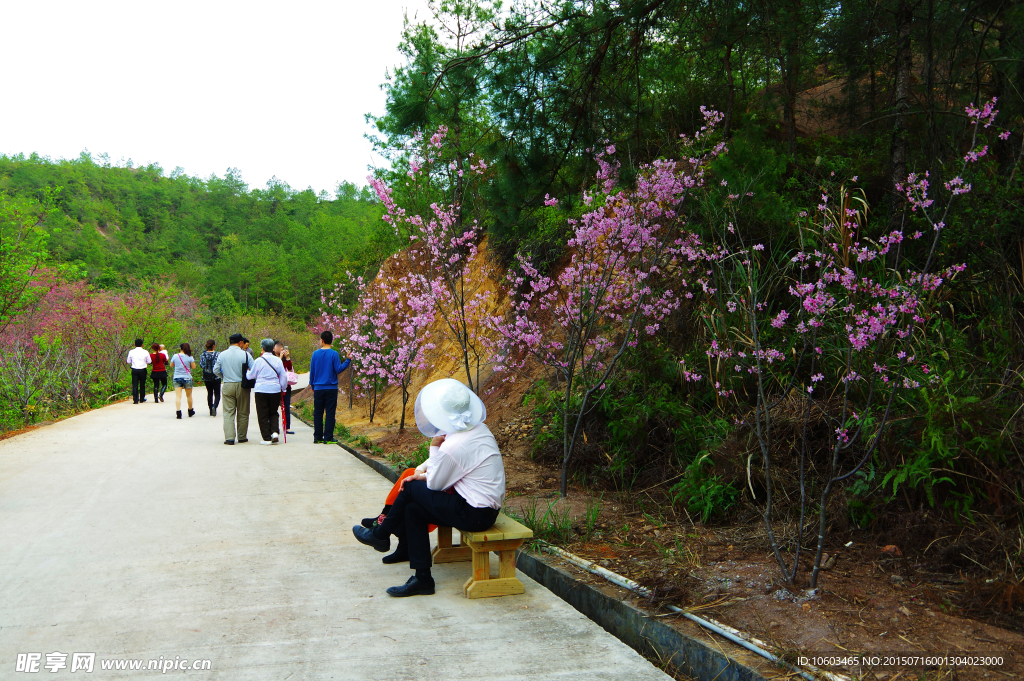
[{"left": 414, "top": 378, "right": 486, "bottom": 437}]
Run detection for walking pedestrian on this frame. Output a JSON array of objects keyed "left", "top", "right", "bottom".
[
  {"left": 169, "top": 343, "right": 197, "bottom": 419},
  {"left": 280, "top": 346, "right": 295, "bottom": 435},
  {"left": 309, "top": 330, "right": 351, "bottom": 444},
  {"left": 149, "top": 343, "right": 168, "bottom": 402},
  {"left": 213, "top": 333, "right": 252, "bottom": 445},
  {"left": 199, "top": 339, "right": 221, "bottom": 416},
  {"left": 246, "top": 338, "right": 288, "bottom": 445},
  {"left": 126, "top": 338, "right": 151, "bottom": 404},
  {"left": 351, "top": 379, "right": 504, "bottom": 597}
]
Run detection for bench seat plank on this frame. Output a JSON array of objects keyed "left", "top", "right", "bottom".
[{"left": 460, "top": 514, "right": 534, "bottom": 543}]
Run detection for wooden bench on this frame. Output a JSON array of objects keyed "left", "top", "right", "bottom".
[{"left": 431, "top": 513, "right": 534, "bottom": 598}]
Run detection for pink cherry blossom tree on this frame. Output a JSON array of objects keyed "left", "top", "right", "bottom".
[
  {"left": 691, "top": 98, "right": 1003, "bottom": 588},
  {"left": 489, "top": 109, "right": 728, "bottom": 496},
  {"left": 0, "top": 275, "right": 195, "bottom": 418},
  {"left": 370, "top": 126, "right": 493, "bottom": 393},
  {"left": 315, "top": 268, "right": 436, "bottom": 426}
]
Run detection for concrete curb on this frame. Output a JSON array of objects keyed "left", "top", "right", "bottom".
[
  {"left": 291, "top": 409, "right": 772, "bottom": 681},
  {"left": 515, "top": 555, "right": 770, "bottom": 681},
  {"left": 340, "top": 441, "right": 401, "bottom": 483}
]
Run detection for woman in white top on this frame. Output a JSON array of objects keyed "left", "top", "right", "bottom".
[
  {"left": 352, "top": 379, "right": 505, "bottom": 597},
  {"left": 245, "top": 338, "right": 288, "bottom": 445},
  {"left": 169, "top": 343, "right": 197, "bottom": 419}
]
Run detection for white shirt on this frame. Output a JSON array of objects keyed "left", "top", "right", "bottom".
[
  {"left": 126, "top": 347, "right": 152, "bottom": 370},
  {"left": 419, "top": 423, "right": 505, "bottom": 509}
]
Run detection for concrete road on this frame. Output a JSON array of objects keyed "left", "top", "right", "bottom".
[{"left": 0, "top": 392, "right": 670, "bottom": 680}]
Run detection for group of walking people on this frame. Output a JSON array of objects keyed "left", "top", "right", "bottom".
[
  {"left": 125, "top": 334, "right": 298, "bottom": 445},
  {"left": 126, "top": 339, "right": 207, "bottom": 417}
]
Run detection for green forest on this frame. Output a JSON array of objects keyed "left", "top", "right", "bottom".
[{"left": 0, "top": 153, "right": 388, "bottom": 320}]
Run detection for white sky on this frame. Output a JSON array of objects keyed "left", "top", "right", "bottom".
[{"left": 1, "top": 0, "right": 433, "bottom": 195}]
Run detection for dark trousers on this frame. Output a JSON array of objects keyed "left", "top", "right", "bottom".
[
  {"left": 376, "top": 480, "right": 499, "bottom": 570},
  {"left": 254, "top": 391, "right": 281, "bottom": 441},
  {"left": 206, "top": 378, "right": 222, "bottom": 410},
  {"left": 283, "top": 386, "right": 292, "bottom": 429},
  {"left": 131, "top": 368, "right": 148, "bottom": 403},
  {"left": 150, "top": 371, "right": 167, "bottom": 400},
  {"left": 312, "top": 389, "right": 338, "bottom": 441}
]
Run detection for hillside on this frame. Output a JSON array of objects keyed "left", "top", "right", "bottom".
[{"left": 0, "top": 153, "right": 388, "bottom": 319}]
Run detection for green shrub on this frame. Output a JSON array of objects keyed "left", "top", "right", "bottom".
[
  {"left": 670, "top": 453, "right": 740, "bottom": 523},
  {"left": 352, "top": 434, "right": 383, "bottom": 455}
]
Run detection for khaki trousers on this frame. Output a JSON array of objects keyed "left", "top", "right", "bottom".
[{"left": 222, "top": 382, "right": 251, "bottom": 441}]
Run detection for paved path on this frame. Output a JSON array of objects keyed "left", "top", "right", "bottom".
[{"left": 0, "top": 393, "right": 669, "bottom": 680}]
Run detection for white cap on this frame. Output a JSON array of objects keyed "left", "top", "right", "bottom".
[{"left": 414, "top": 378, "right": 486, "bottom": 437}]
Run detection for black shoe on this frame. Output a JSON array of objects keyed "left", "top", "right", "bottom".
[
  {"left": 352, "top": 526, "right": 390, "bottom": 553},
  {"left": 213, "top": 407, "right": 217, "bottom": 416},
  {"left": 224, "top": 440, "right": 235, "bottom": 445},
  {"left": 176, "top": 411, "right": 182, "bottom": 419},
  {"left": 286, "top": 430, "right": 294, "bottom": 435},
  {"left": 140, "top": 398, "right": 147, "bottom": 403},
  {"left": 187, "top": 409, "right": 195, "bottom": 417},
  {"left": 133, "top": 401, "right": 139, "bottom": 405},
  {"left": 237, "top": 438, "right": 248, "bottom": 443},
  {"left": 360, "top": 517, "right": 376, "bottom": 529},
  {"left": 386, "top": 575, "right": 435, "bottom": 597},
  {"left": 160, "top": 396, "right": 165, "bottom": 403},
  {"left": 209, "top": 407, "right": 214, "bottom": 416},
  {"left": 313, "top": 439, "right": 322, "bottom": 444}
]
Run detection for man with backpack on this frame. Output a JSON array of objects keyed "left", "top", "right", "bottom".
[
  {"left": 309, "top": 330, "right": 351, "bottom": 444},
  {"left": 212, "top": 333, "right": 252, "bottom": 445},
  {"left": 199, "top": 339, "right": 221, "bottom": 416}
]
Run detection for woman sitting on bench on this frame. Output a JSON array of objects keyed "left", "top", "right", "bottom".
[{"left": 352, "top": 378, "right": 505, "bottom": 597}]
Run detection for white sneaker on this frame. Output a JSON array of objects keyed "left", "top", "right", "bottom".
[
  {"left": 260, "top": 440, "right": 272, "bottom": 446},
  {"left": 271, "top": 433, "right": 279, "bottom": 443}
]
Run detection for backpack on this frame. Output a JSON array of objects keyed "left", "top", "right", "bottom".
[{"left": 201, "top": 351, "right": 219, "bottom": 382}]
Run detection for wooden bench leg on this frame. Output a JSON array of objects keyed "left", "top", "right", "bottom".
[
  {"left": 499, "top": 549, "right": 517, "bottom": 579},
  {"left": 432, "top": 526, "right": 471, "bottom": 563},
  {"left": 464, "top": 545, "right": 526, "bottom": 599}
]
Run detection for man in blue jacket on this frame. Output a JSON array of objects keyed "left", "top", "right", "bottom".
[{"left": 309, "top": 330, "right": 351, "bottom": 444}]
